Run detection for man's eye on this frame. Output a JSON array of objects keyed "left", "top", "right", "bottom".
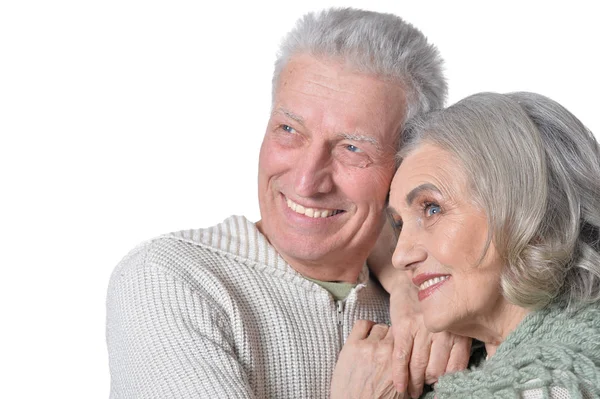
[
  {"left": 424, "top": 203, "right": 441, "bottom": 217},
  {"left": 346, "top": 144, "right": 362, "bottom": 153},
  {"left": 282, "top": 124, "right": 295, "bottom": 134}
]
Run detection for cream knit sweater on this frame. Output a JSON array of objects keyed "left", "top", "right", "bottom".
[{"left": 106, "top": 215, "right": 390, "bottom": 398}]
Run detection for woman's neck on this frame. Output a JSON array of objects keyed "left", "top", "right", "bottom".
[{"left": 453, "top": 300, "right": 531, "bottom": 358}]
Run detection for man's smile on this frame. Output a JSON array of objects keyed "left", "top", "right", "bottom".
[{"left": 285, "top": 196, "right": 344, "bottom": 218}]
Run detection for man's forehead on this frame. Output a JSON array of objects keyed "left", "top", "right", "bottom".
[{"left": 279, "top": 53, "right": 401, "bottom": 98}]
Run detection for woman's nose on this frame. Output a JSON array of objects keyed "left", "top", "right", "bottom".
[{"left": 392, "top": 229, "right": 427, "bottom": 270}]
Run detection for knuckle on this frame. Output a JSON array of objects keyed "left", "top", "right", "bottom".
[
  {"left": 374, "top": 349, "right": 392, "bottom": 364},
  {"left": 410, "top": 360, "right": 428, "bottom": 373},
  {"left": 376, "top": 341, "right": 393, "bottom": 355},
  {"left": 410, "top": 353, "right": 428, "bottom": 368},
  {"left": 358, "top": 341, "right": 375, "bottom": 354},
  {"left": 394, "top": 346, "right": 410, "bottom": 362},
  {"left": 447, "top": 358, "right": 468, "bottom": 372},
  {"left": 433, "top": 332, "right": 453, "bottom": 345},
  {"left": 371, "top": 323, "right": 389, "bottom": 334},
  {"left": 424, "top": 368, "right": 442, "bottom": 384},
  {"left": 356, "top": 319, "right": 372, "bottom": 328}
]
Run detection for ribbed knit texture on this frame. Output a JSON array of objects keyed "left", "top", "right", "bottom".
[
  {"left": 106, "top": 215, "right": 390, "bottom": 398},
  {"left": 425, "top": 303, "right": 600, "bottom": 399}
]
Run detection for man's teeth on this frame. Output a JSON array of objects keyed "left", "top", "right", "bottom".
[
  {"left": 419, "top": 276, "right": 449, "bottom": 290},
  {"left": 286, "top": 198, "right": 342, "bottom": 218}
]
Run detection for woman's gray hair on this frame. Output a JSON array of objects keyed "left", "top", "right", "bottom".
[
  {"left": 273, "top": 7, "right": 446, "bottom": 123},
  {"left": 400, "top": 92, "right": 600, "bottom": 310}
]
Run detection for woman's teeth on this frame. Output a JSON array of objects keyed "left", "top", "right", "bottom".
[{"left": 419, "top": 276, "right": 449, "bottom": 290}]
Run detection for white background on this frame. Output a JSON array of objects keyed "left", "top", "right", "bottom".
[{"left": 1, "top": 0, "right": 598, "bottom": 397}]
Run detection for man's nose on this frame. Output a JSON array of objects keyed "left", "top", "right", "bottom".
[
  {"left": 293, "top": 143, "right": 334, "bottom": 197},
  {"left": 392, "top": 228, "right": 427, "bottom": 271}
]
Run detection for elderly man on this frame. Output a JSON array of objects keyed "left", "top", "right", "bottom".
[{"left": 107, "top": 8, "right": 468, "bottom": 398}]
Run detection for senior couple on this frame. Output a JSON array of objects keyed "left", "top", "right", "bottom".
[{"left": 107, "top": 7, "right": 600, "bottom": 398}]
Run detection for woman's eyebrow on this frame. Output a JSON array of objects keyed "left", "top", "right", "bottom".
[{"left": 405, "top": 183, "right": 441, "bottom": 206}]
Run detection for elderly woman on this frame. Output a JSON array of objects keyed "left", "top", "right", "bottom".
[{"left": 331, "top": 92, "right": 600, "bottom": 398}]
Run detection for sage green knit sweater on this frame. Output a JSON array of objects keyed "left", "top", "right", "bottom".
[{"left": 427, "top": 303, "right": 600, "bottom": 399}]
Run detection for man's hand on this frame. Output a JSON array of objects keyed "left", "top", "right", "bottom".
[
  {"left": 331, "top": 321, "right": 403, "bottom": 399},
  {"left": 389, "top": 276, "right": 471, "bottom": 398}
]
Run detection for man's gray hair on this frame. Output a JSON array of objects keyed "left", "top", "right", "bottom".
[
  {"left": 273, "top": 7, "right": 446, "bottom": 123},
  {"left": 400, "top": 92, "right": 600, "bottom": 310}
]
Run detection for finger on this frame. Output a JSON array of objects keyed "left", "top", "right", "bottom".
[
  {"left": 445, "top": 336, "right": 472, "bottom": 373},
  {"left": 424, "top": 333, "right": 452, "bottom": 385},
  {"left": 391, "top": 324, "right": 412, "bottom": 394},
  {"left": 380, "top": 327, "right": 396, "bottom": 360},
  {"left": 347, "top": 320, "right": 377, "bottom": 342},
  {"left": 383, "top": 324, "right": 394, "bottom": 342},
  {"left": 407, "top": 329, "right": 431, "bottom": 399},
  {"left": 366, "top": 323, "right": 390, "bottom": 341}
]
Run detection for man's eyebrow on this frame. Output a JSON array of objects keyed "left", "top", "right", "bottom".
[
  {"left": 272, "top": 107, "right": 305, "bottom": 126},
  {"left": 338, "top": 132, "right": 381, "bottom": 150},
  {"left": 272, "top": 109, "right": 382, "bottom": 150},
  {"left": 406, "top": 183, "right": 441, "bottom": 206}
]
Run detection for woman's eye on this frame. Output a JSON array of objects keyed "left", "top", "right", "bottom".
[
  {"left": 389, "top": 216, "right": 403, "bottom": 237},
  {"left": 424, "top": 203, "right": 441, "bottom": 217},
  {"left": 394, "top": 219, "right": 403, "bottom": 231}
]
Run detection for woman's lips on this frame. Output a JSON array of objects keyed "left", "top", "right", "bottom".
[{"left": 412, "top": 273, "right": 450, "bottom": 301}]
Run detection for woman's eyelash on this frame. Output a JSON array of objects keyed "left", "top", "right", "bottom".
[{"left": 393, "top": 219, "right": 403, "bottom": 230}]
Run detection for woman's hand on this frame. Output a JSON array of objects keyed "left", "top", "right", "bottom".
[{"left": 331, "top": 320, "right": 403, "bottom": 399}]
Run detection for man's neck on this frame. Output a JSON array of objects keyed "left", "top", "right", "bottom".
[
  {"left": 255, "top": 220, "right": 366, "bottom": 283},
  {"left": 305, "top": 276, "right": 357, "bottom": 301},
  {"left": 286, "top": 256, "right": 363, "bottom": 283}
]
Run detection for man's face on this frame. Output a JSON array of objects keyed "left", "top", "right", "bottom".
[{"left": 257, "top": 54, "right": 406, "bottom": 282}]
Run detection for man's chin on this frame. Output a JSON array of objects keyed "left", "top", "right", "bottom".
[{"left": 272, "top": 237, "right": 337, "bottom": 264}]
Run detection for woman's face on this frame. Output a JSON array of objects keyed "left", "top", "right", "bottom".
[{"left": 389, "top": 143, "right": 506, "bottom": 334}]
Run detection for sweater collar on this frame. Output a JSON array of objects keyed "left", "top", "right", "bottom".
[{"left": 169, "top": 215, "right": 370, "bottom": 284}]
